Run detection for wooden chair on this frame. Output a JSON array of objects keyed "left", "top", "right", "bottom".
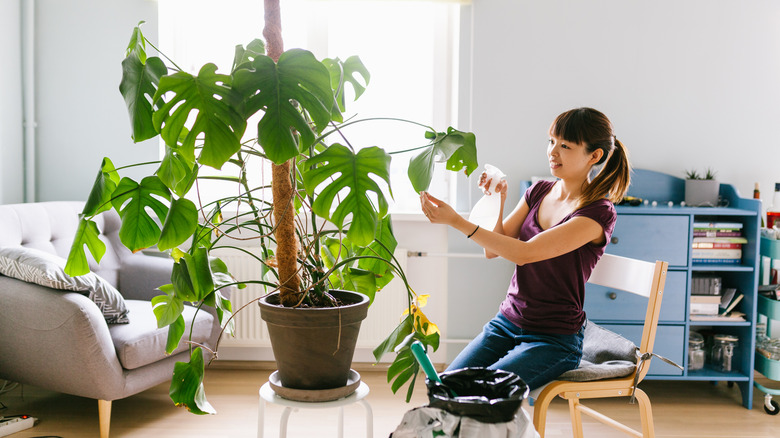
[{"left": 532, "top": 254, "right": 669, "bottom": 438}]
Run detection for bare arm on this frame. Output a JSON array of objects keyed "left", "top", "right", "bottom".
[
  {"left": 472, "top": 215, "right": 604, "bottom": 265},
  {"left": 420, "top": 192, "right": 604, "bottom": 266}
]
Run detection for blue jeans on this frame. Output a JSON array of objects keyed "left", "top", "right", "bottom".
[{"left": 446, "top": 312, "right": 585, "bottom": 390}]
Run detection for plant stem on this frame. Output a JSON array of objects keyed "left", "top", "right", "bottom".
[
  {"left": 114, "top": 160, "right": 160, "bottom": 172},
  {"left": 264, "top": 0, "right": 301, "bottom": 307}
]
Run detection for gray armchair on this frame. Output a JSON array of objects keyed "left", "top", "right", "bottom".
[{"left": 0, "top": 202, "right": 226, "bottom": 438}]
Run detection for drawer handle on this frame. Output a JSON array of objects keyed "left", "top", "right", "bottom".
[
  {"left": 607, "top": 292, "right": 618, "bottom": 300},
  {"left": 610, "top": 236, "right": 619, "bottom": 244}
]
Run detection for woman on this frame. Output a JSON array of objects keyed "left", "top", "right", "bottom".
[{"left": 420, "top": 107, "right": 631, "bottom": 389}]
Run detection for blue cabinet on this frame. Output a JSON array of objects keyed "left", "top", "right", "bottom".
[
  {"left": 608, "top": 215, "right": 690, "bottom": 267},
  {"left": 586, "top": 270, "right": 687, "bottom": 322},
  {"left": 583, "top": 169, "right": 761, "bottom": 409}
]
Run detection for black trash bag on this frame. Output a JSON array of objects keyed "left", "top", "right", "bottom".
[{"left": 425, "top": 367, "right": 529, "bottom": 424}]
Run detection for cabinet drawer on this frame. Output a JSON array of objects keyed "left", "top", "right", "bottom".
[
  {"left": 608, "top": 215, "right": 689, "bottom": 266},
  {"left": 597, "top": 324, "right": 684, "bottom": 376},
  {"left": 585, "top": 270, "right": 686, "bottom": 322}
]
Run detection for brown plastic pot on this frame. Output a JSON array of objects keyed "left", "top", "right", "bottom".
[{"left": 258, "top": 290, "right": 370, "bottom": 391}]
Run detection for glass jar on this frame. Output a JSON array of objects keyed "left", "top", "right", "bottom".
[
  {"left": 757, "top": 338, "right": 780, "bottom": 361},
  {"left": 711, "top": 334, "right": 739, "bottom": 372},
  {"left": 688, "top": 331, "right": 705, "bottom": 370}
]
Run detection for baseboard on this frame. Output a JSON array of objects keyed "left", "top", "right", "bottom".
[
  {"left": 208, "top": 360, "right": 447, "bottom": 372},
  {"left": 208, "top": 360, "right": 391, "bottom": 372}
]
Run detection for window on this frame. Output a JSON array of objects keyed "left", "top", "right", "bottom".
[{"left": 158, "top": 0, "right": 461, "bottom": 213}]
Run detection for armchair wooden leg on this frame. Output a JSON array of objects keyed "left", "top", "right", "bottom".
[{"left": 98, "top": 399, "right": 112, "bottom": 438}]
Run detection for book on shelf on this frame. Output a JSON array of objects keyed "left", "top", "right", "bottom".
[
  {"left": 692, "top": 221, "right": 744, "bottom": 229},
  {"left": 691, "top": 248, "right": 742, "bottom": 259},
  {"left": 691, "top": 275, "right": 722, "bottom": 295},
  {"left": 691, "top": 236, "right": 746, "bottom": 249},
  {"left": 719, "top": 288, "right": 738, "bottom": 309},
  {"left": 692, "top": 236, "right": 748, "bottom": 244},
  {"left": 690, "top": 311, "right": 746, "bottom": 322},
  {"left": 692, "top": 242, "right": 744, "bottom": 249},
  {"left": 692, "top": 258, "right": 741, "bottom": 264},
  {"left": 693, "top": 230, "right": 744, "bottom": 237},
  {"left": 690, "top": 302, "right": 720, "bottom": 314},
  {"left": 691, "top": 295, "right": 722, "bottom": 304},
  {"left": 689, "top": 291, "right": 744, "bottom": 321}
]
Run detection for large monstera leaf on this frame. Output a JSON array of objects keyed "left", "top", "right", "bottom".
[
  {"left": 64, "top": 219, "right": 106, "bottom": 277},
  {"left": 357, "top": 215, "right": 397, "bottom": 290},
  {"left": 157, "top": 144, "right": 198, "bottom": 197},
  {"left": 65, "top": 158, "right": 119, "bottom": 276},
  {"left": 158, "top": 198, "right": 199, "bottom": 251},
  {"left": 233, "top": 49, "right": 334, "bottom": 164},
  {"left": 153, "top": 64, "right": 247, "bottom": 170},
  {"left": 119, "top": 23, "right": 167, "bottom": 143},
  {"left": 119, "top": 53, "right": 167, "bottom": 143},
  {"left": 303, "top": 144, "right": 392, "bottom": 246},
  {"left": 82, "top": 157, "right": 120, "bottom": 217},
  {"left": 170, "top": 348, "right": 215, "bottom": 415},
  {"left": 231, "top": 39, "right": 266, "bottom": 73},
  {"left": 111, "top": 176, "right": 172, "bottom": 252},
  {"left": 320, "top": 215, "right": 398, "bottom": 303},
  {"left": 408, "top": 127, "right": 479, "bottom": 193},
  {"left": 322, "top": 55, "right": 370, "bottom": 114}
]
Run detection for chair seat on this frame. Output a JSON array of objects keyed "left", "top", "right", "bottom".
[
  {"left": 108, "top": 300, "right": 214, "bottom": 370},
  {"left": 558, "top": 321, "right": 637, "bottom": 382}
]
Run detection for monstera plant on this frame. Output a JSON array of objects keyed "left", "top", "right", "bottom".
[{"left": 65, "top": 5, "right": 477, "bottom": 414}]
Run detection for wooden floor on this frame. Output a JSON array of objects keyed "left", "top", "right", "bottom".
[{"left": 2, "top": 367, "right": 780, "bottom": 437}]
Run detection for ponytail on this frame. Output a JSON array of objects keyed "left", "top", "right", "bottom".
[{"left": 579, "top": 137, "right": 631, "bottom": 209}]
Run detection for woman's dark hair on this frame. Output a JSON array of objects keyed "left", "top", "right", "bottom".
[{"left": 550, "top": 107, "right": 631, "bottom": 207}]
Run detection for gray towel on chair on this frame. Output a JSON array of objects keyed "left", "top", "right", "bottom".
[{"left": 558, "top": 321, "right": 638, "bottom": 382}]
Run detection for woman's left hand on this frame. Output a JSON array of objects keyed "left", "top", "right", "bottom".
[{"left": 420, "top": 191, "right": 459, "bottom": 225}]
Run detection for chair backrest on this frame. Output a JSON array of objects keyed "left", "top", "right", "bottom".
[
  {"left": 587, "top": 254, "right": 669, "bottom": 380},
  {"left": 0, "top": 201, "right": 127, "bottom": 287}
]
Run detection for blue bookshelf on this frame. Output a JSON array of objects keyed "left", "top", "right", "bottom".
[{"left": 585, "top": 169, "right": 761, "bottom": 409}]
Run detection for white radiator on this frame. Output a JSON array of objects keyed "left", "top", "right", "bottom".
[
  {"left": 213, "top": 247, "right": 271, "bottom": 348},
  {"left": 215, "top": 247, "right": 409, "bottom": 363}
]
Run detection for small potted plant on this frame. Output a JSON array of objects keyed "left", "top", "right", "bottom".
[
  {"left": 64, "top": 2, "right": 478, "bottom": 414},
  {"left": 684, "top": 168, "right": 720, "bottom": 207}
]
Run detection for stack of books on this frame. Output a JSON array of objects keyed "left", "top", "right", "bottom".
[
  {"left": 690, "top": 287, "right": 746, "bottom": 321},
  {"left": 692, "top": 221, "right": 746, "bottom": 264}
]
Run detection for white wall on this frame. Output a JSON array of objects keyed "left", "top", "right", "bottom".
[
  {"left": 466, "top": 0, "right": 780, "bottom": 208},
  {"left": 34, "top": 0, "right": 158, "bottom": 201},
  {"left": 25, "top": 1, "right": 780, "bottom": 208},
  {"left": 0, "top": 0, "right": 24, "bottom": 204},
  {"left": 445, "top": 0, "right": 780, "bottom": 354}
]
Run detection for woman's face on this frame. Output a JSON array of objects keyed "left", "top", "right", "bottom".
[{"left": 546, "top": 132, "right": 601, "bottom": 180}]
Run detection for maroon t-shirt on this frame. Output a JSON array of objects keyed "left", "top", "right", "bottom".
[{"left": 499, "top": 180, "right": 616, "bottom": 335}]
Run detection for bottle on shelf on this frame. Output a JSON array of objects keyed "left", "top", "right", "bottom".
[
  {"left": 754, "top": 182, "right": 761, "bottom": 199},
  {"left": 768, "top": 183, "right": 780, "bottom": 229}
]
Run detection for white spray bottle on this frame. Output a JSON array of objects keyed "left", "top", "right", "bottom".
[{"left": 468, "top": 164, "right": 506, "bottom": 230}]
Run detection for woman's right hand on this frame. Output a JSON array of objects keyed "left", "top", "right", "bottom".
[
  {"left": 478, "top": 172, "right": 508, "bottom": 201},
  {"left": 420, "top": 191, "right": 460, "bottom": 226}
]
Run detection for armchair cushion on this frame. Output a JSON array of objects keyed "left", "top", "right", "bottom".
[
  {"left": 0, "top": 246, "right": 130, "bottom": 324},
  {"left": 109, "top": 300, "right": 214, "bottom": 370}
]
